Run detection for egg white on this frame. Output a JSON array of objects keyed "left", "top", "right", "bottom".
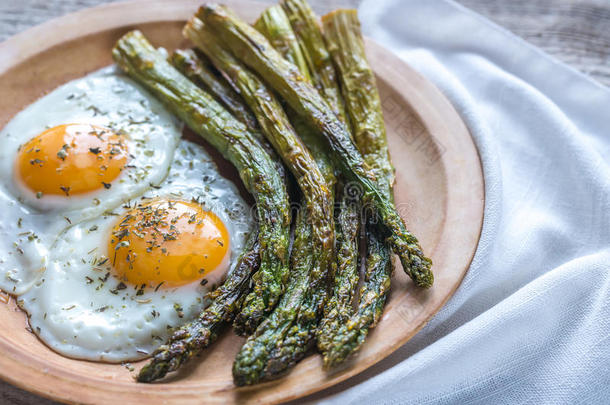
[
  {"left": 0, "top": 66, "right": 182, "bottom": 294},
  {"left": 19, "top": 140, "right": 253, "bottom": 362}
]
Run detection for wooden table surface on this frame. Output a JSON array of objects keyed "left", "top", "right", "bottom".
[{"left": 0, "top": 0, "right": 608, "bottom": 404}]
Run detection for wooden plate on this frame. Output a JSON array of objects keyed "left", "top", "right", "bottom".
[{"left": 0, "top": 1, "right": 484, "bottom": 403}]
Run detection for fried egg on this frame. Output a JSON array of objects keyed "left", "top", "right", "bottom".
[
  {"left": 0, "top": 66, "right": 182, "bottom": 294},
  {"left": 19, "top": 140, "right": 253, "bottom": 362}
]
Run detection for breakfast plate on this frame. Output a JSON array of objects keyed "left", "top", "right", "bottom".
[{"left": 0, "top": 0, "right": 484, "bottom": 403}]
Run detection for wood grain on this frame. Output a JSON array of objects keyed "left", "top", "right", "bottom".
[
  {"left": 1, "top": 0, "right": 608, "bottom": 86},
  {"left": 0, "top": 1, "right": 483, "bottom": 404},
  {"left": 458, "top": 0, "right": 610, "bottom": 86}
]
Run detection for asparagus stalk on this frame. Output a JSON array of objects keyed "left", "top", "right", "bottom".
[
  {"left": 112, "top": 30, "right": 291, "bottom": 332},
  {"left": 266, "top": 0, "right": 363, "bottom": 366},
  {"left": 137, "top": 230, "right": 261, "bottom": 382},
  {"left": 316, "top": 184, "right": 361, "bottom": 356},
  {"left": 254, "top": 5, "right": 312, "bottom": 84},
  {"left": 170, "top": 48, "right": 290, "bottom": 185},
  {"left": 197, "top": 4, "right": 433, "bottom": 289},
  {"left": 185, "top": 18, "right": 334, "bottom": 336},
  {"left": 169, "top": 48, "right": 258, "bottom": 131},
  {"left": 320, "top": 9, "right": 395, "bottom": 367},
  {"left": 255, "top": 5, "right": 335, "bottom": 185},
  {"left": 323, "top": 226, "right": 392, "bottom": 367},
  {"left": 322, "top": 9, "right": 394, "bottom": 198},
  {"left": 255, "top": 5, "right": 361, "bottom": 380},
  {"left": 281, "top": 0, "right": 348, "bottom": 127},
  {"left": 233, "top": 208, "right": 313, "bottom": 386}
]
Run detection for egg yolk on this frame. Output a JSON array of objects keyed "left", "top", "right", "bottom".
[
  {"left": 15, "top": 124, "right": 128, "bottom": 196},
  {"left": 108, "top": 199, "right": 230, "bottom": 287}
]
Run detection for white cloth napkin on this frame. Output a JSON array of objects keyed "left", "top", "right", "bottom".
[{"left": 315, "top": 0, "right": 610, "bottom": 403}]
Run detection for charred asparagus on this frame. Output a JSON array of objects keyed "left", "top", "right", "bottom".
[
  {"left": 281, "top": 0, "right": 347, "bottom": 126},
  {"left": 197, "top": 4, "right": 433, "bottom": 288},
  {"left": 316, "top": 184, "right": 360, "bottom": 356},
  {"left": 170, "top": 48, "right": 289, "bottom": 184},
  {"left": 323, "top": 226, "right": 392, "bottom": 367},
  {"left": 185, "top": 17, "right": 334, "bottom": 336},
  {"left": 233, "top": 208, "right": 313, "bottom": 386},
  {"left": 320, "top": 9, "right": 395, "bottom": 367},
  {"left": 254, "top": 5, "right": 312, "bottom": 84},
  {"left": 169, "top": 48, "right": 258, "bottom": 131},
  {"left": 255, "top": 4, "right": 361, "bottom": 380}
]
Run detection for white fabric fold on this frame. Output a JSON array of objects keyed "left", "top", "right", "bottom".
[{"left": 315, "top": 0, "right": 610, "bottom": 403}]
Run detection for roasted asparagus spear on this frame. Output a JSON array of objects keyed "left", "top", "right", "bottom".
[
  {"left": 185, "top": 17, "right": 334, "bottom": 336},
  {"left": 197, "top": 4, "right": 433, "bottom": 289},
  {"left": 233, "top": 207, "right": 313, "bottom": 386},
  {"left": 169, "top": 48, "right": 258, "bottom": 131},
  {"left": 322, "top": 9, "right": 394, "bottom": 197},
  {"left": 255, "top": 4, "right": 362, "bottom": 380},
  {"left": 137, "top": 230, "right": 261, "bottom": 382},
  {"left": 254, "top": 5, "right": 312, "bottom": 84},
  {"left": 112, "top": 30, "right": 291, "bottom": 339},
  {"left": 170, "top": 48, "right": 290, "bottom": 185},
  {"left": 254, "top": 5, "right": 335, "bottom": 184},
  {"left": 316, "top": 184, "right": 361, "bottom": 356},
  {"left": 323, "top": 225, "right": 392, "bottom": 367},
  {"left": 320, "top": 9, "right": 395, "bottom": 367},
  {"left": 272, "top": 0, "right": 362, "bottom": 359},
  {"left": 281, "top": 0, "right": 348, "bottom": 126}
]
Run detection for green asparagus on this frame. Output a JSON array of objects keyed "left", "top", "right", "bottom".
[
  {"left": 322, "top": 9, "right": 394, "bottom": 197},
  {"left": 316, "top": 184, "right": 361, "bottom": 356},
  {"left": 185, "top": 17, "right": 334, "bottom": 336},
  {"left": 323, "top": 226, "right": 392, "bottom": 367},
  {"left": 233, "top": 208, "right": 313, "bottom": 386},
  {"left": 320, "top": 9, "right": 395, "bottom": 367},
  {"left": 281, "top": 0, "right": 348, "bottom": 126},
  {"left": 197, "top": 4, "right": 433, "bottom": 289},
  {"left": 254, "top": 5, "right": 312, "bottom": 84},
  {"left": 255, "top": 5, "right": 360, "bottom": 380},
  {"left": 170, "top": 48, "right": 289, "bottom": 184},
  {"left": 169, "top": 48, "right": 258, "bottom": 131}
]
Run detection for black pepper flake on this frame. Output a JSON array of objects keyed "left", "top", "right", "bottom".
[
  {"left": 60, "top": 186, "right": 71, "bottom": 196},
  {"left": 200, "top": 278, "right": 208, "bottom": 286},
  {"left": 173, "top": 303, "right": 184, "bottom": 318},
  {"left": 102, "top": 182, "right": 112, "bottom": 189},
  {"left": 89, "top": 147, "right": 101, "bottom": 155},
  {"left": 116, "top": 282, "right": 127, "bottom": 290}
]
